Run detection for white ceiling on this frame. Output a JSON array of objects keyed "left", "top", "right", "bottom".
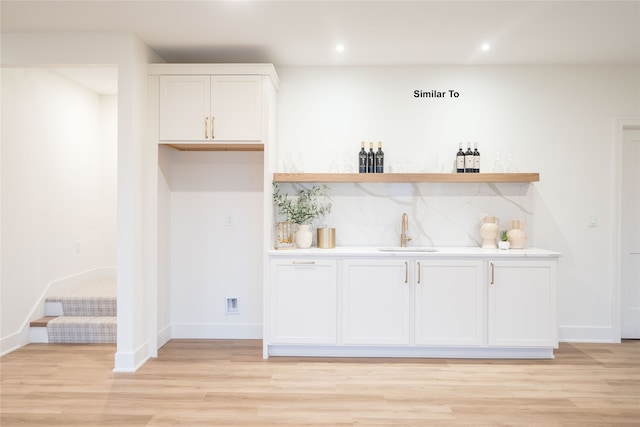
[{"left": 2, "top": 1, "right": 639, "bottom": 93}]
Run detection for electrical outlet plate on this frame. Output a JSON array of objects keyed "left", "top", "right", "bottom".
[{"left": 226, "top": 297, "right": 239, "bottom": 314}]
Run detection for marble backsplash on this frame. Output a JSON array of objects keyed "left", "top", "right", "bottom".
[{"left": 275, "top": 181, "right": 534, "bottom": 248}]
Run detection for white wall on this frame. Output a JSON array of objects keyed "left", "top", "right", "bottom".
[
  {"left": 275, "top": 65, "right": 640, "bottom": 342},
  {"left": 165, "top": 150, "right": 264, "bottom": 339},
  {"left": 0, "top": 67, "right": 117, "bottom": 352}
]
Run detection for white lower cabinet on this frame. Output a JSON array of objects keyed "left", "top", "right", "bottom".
[
  {"left": 415, "top": 260, "right": 485, "bottom": 346},
  {"left": 270, "top": 259, "right": 337, "bottom": 344},
  {"left": 342, "top": 259, "right": 411, "bottom": 345},
  {"left": 267, "top": 253, "right": 558, "bottom": 358},
  {"left": 488, "top": 260, "right": 557, "bottom": 347}
]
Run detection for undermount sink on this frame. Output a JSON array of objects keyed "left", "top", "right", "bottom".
[{"left": 377, "top": 247, "right": 438, "bottom": 252}]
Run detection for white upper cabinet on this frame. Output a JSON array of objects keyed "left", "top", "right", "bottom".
[
  {"left": 211, "top": 76, "right": 262, "bottom": 141},
  {"left": 159, "top": 75, "right": 262, "bottom": 142}
]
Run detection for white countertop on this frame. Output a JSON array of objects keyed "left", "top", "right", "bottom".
[{"left": 269, "top": 246, "right": 562, "bottom": 258}]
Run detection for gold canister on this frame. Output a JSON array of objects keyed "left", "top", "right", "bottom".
[{"left": 317, "top": 227, "right": 336, "bottom": 249}]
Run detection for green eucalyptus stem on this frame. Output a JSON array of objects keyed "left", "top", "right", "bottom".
[{"left": 273, "top": 182, "right": 332, "bottom": 225}]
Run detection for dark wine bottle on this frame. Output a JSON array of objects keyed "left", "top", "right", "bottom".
[
  {"left": 375, "top": 141, "right": 384, "bottom": 173},
  {"left": 473, "top": 142, "right": 480, "bottom": 173},
  {"left": 358, "top": 141, "right": 367, "bottom": 173},
  {"left": 367, "top": 142, "right": 375, "bottom": 173},
  {"left": 456, "top": 143, "right": 465, "bottom": 173},
  {"left": 464, "top": 142, "right": 474, "bottom": 173}
]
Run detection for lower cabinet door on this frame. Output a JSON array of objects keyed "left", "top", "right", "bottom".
[
  {"left": 488, "top": 260, "right": 557, "bottom": 347},
  {"left": 270, "top": 259, "right": 337, "bottom": 344},
  {"left": 415, "top": 260, "right": 485, "bottom": 346},
  {"left": 342, "top": 259, "right": 411, "bottom": 345}
]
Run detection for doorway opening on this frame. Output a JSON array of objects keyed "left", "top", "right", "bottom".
[
  {"left": 615, "top": 119, "right": 640, "bottom": 340},
  {"left": 1, "top": 65, "right": 118, "bottom": 347}
]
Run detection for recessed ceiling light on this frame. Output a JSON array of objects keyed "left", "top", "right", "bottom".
[
  {"left": 481, "top": 43, "right": 491, "bottom": 51},
  {"left": 335, "top": 44, "right": 345, "bottom": 53}
]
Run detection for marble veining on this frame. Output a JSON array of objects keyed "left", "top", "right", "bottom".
[{"left": 275, "top": 181, "right": 533, "bottom": 248}]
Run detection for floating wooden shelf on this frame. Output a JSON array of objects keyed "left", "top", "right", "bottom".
[
  {"left": 273, "top": 173, "right": 540, "bottom": 183},
  {"left": 162, "top": 143, "right": 264, "bottom": 152}
]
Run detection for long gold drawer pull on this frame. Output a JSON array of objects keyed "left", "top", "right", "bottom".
[
  {"left": 211, "top": 116, "right": 215, "bottom": 139},
  {"left": 292, "top": 261, "right": 315, "bottom": 265},
  {"left": 490, "top": 262, "right": 495, "bottom": 285},
  {"left": 417, "top": 261, "right": 421, "bottom": 284},
  {"left": 405, "top": 261, "right": 408, "bottom": 283},
  {"left": 204, "top": 117, "right": 208, "bottom": 139}
]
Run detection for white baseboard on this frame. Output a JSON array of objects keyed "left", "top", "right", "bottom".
[
  {"left": 45, "top": 267, "right": 116, "bottom": 297},
  {"left": 113, "top": 340, "right": 150, "bottom": 373},
  {"left": 559, "top": 325, "right": 616, "bottom": 343},
  {"left": 171, "top": 322, "right": 262, "bottom": 339},
  {"left": 0, "top": 332, "right": 22, "bottom": 356},
  {"left": 157, "top": 324, "right": 171, "bottom": 349}
]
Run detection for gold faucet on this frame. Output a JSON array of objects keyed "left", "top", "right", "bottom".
[{"left": 401, "top": 213, "right": 412, "bottom": 247}]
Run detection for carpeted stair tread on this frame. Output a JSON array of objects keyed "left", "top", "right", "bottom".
[
  {"left": 46, "top": 277, "right": 117, "bottom": 316},
  {"left": 30, "top": 277, "right": 118, "bottom": 344},
  {"left": 47, "top": 316, "right": 116, "bottom": 344}
]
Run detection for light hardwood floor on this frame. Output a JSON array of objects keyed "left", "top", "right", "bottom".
[{"left": 1, "top": 340, "right": 639, "bottom": 426}]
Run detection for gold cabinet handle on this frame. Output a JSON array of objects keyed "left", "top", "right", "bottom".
[
  {"left": 211, "top": 116, "right": 215, "bottom": 139},
  {"left": 490, "top": 262, "right": 495, "bottom": 285},
  {"left": 417, "top": 261, "right": 421, "bottom": 284},
  {"left": 404, "top": 261, "right": 408, "bottom": 283},
  {"left": 204, "top": 117, "right": 208, "bottom": 139},
  {"left": 292, "top": 261, "right": 315, "bottom": 265}
]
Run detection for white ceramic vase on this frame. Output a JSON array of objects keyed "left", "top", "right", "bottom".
[
  {"left": 295, "top": 224, "right": 313, "bottom": 249},
  {"left": 507, "top": 220, "right": 528, "bottom": 249},
  {"left": 480, "top": 216, "right": 499, "bottom": 249}
]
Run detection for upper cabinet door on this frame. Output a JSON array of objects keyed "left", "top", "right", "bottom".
[
  {"left": 159, "top": 75, "right": 211, "bottom": 141},
  {"left": 211, "top": 76, "right": 262, "bottom": 141},
  {"left": 158, "top": 75, "right": 262, "bottom": 142}
]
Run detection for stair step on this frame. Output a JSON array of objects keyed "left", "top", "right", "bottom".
[
  {"left": 46, "top": 277, "right": 117, "bottom": 317},
  {"left": 29, "top": 277, "right": 118, "bottom": 344},
  {"left": 47, "top": 316, "right": 117, "bottom": 344},
  {"left": 30, "top": 316, "right": 58, "bottom": 327}
]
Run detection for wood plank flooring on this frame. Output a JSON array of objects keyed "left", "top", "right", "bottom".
[{"left": 1, "top": 340, "right": 639, "bottom": 426}]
